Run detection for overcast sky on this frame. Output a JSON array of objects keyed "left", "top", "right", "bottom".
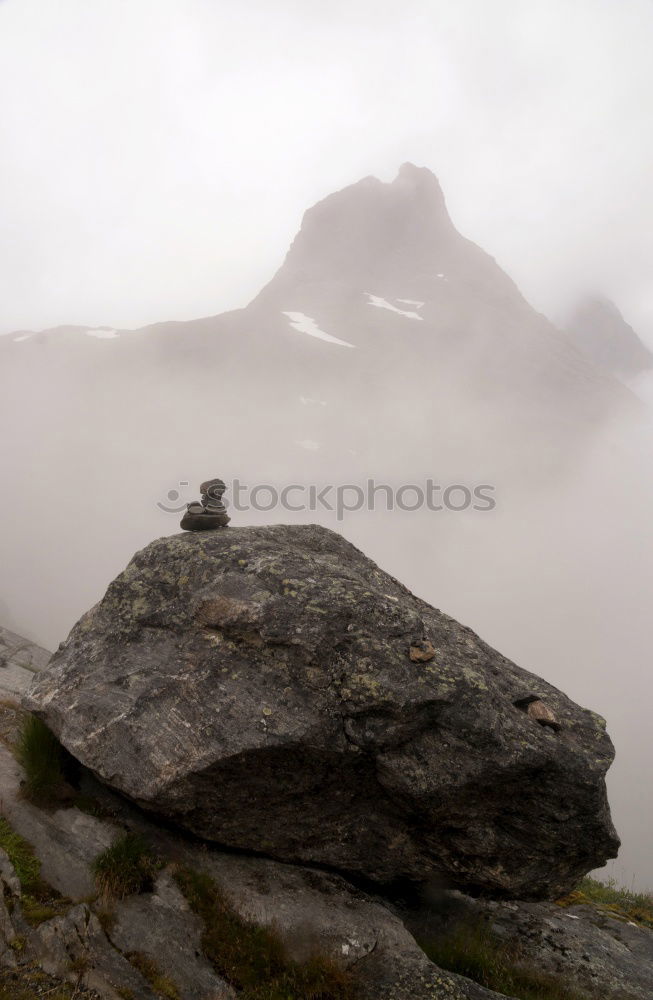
[{"left": 1, "top": 0, "right": 652, "bottom": 339}]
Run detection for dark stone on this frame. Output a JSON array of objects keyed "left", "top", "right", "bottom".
[
  {"left": 24, "top": 524, "right": 619, "bottom": 897},
  {"left": 200, "top": 478, "right": 226, "bottom": 500},
  {"left": 180, "top": 510, "right": 230, "bottom": 531}
]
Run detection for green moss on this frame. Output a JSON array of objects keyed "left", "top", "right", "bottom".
[
  {"left": 417, "top": 914, "right": 592, "bottom": 1000},
  {"left": 127, "top": 952, "right": 179, "bottom": 999},
  {"left": 0, "top": 817, "right": 41, "bottom": 890},
  {"left": 0, "top": 815, "right": 70, "bottom": 926},
  {"left": 92, "top": 832, "right": 162, "bottom": 899},
  {"left": 21, "top": 896, "right": 60, "bottom": 926},
  {"left": 557, "top": 875, "right": 653, "bottom": 929},
  {"left": 174, "top": 866, "right": 356, "bottom": 1000}
]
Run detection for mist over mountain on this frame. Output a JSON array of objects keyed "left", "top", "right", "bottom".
[
  {"left": 1, "top": 164, "right": 632, "bottom": 494},
  {"left": 2, "top": 164, "right": 653, "bottom": 888},
  {"left": 566, "top": 295, "right": 653, "bottom": 382}
]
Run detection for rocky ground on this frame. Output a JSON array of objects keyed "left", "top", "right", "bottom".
[
  {"left": 2, "top": 525, "right": 651, "bottom": 999},
  {"left": 2, "top": 684, "right": 652, "bottom": 999},
  {"left": 0, "top": 694, "right": 502, "bottom": 999}
]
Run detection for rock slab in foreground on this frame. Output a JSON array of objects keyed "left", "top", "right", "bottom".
[
  {"left": 406, "top": 889, "right": 653, "bottom": 1000},
  {"left": 26, "top": 524, "right": 619, "bottom": 897}
]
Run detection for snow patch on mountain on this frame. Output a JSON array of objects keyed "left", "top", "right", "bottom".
[
  {"left": 86, "top": 328, "right": 119, "bottom": 339},
  {"left": 299, "top": 396, "right": 327, "bottom": 407},
  {"left": 282, "top": 312, "right": 355, "bottom": 348},
  {"left": 296, "top": 439, "right": 321, "bottom": 451},
  {"left": 365, "top": 294, "right": 423, "bottom": 320},
  {"left": 13, "top": 333, "right": 34, "bottom": 343},
  {"left": 396, "top": 298, "right": 425, "bottom": 308}
]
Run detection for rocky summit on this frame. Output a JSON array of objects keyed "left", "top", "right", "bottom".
[{"left": 25, "top": 524, "right": 619, "bottom": 897}]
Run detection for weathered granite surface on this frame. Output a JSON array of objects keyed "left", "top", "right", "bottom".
[
  {"left": 407, "top": 888, "right": 653, "bottom": 1000},
  {"left": 25, "top": 524, "right": 619, "bottom": 897},
  {"left": 0, "top": 626, "right": 50, "bottom": 697},
  {"left": 0, "top": 731, "right": 507, "bottom": 1000}
]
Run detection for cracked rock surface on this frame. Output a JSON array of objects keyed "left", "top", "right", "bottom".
[
  {"left": 26, "top": 524, "right": 618, "bottom": 896},
  {"left": 0, "top": 734, "right": 504, "bottom": 1000},
  {"left": 407, "top": 889, "right": 653, "bottom": 1000}
]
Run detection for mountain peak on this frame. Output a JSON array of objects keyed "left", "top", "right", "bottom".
[
  {"left": 250, "top": 164, "right": 480, "bottom": 307},
  {"left": 394, "top": 160, "right": 444, "bottom": 189},
  {"left": 391, "top": 161, "right": 449, "bottom": 218},
  {"left": 397, "top": 160, "right": 424, "bottom": 175}
]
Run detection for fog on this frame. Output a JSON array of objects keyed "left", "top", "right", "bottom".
[
  {"left": 2, "top": 0, "right": 653, "bottom": 896},
  {"left": 1, "top": 0, "right": 653, "bottom": 339}
]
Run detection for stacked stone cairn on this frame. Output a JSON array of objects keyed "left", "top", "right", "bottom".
[{"left": 180, "top": 478, "right": 230, "bottom": 531}]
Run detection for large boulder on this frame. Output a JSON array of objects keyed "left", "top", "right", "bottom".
[{"left": 25, "top": 525, "right": 619, "bottom": 896}]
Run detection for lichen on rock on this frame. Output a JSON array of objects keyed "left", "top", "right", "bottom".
[{"left": 25, "top": 524, "right": 619, "bottom": 897}]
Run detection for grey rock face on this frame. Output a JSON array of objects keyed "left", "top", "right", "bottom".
[
  {"left": 0, "top": 743, "right": 115, "bottom": 900},
  {"left": 0, "top": 731, "right": 504, "bottom": 1000},
  {"left": 109, "top": 872, "right": 233, "bottom": 1000},
  {"left": 30, "top": 903, "right": 160, "bottom": 1000},
  {"left": 188, "top": 852, "right": 510, "bottom": 1000},
  {"left": 0, "top": 626, "right": 51, "bottom": 698},
  {"left": 409, "top": 890, "right": 653, "bottom": 1000},
  {"left": 0, "top": 736, "right": 231, "bottom": 1000},
  {"left": 26, "top": 524, "right": 619, "bottom": 896}
]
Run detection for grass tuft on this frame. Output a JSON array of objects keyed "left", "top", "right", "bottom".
[
  {"left": 127, "top": 952, "right": 179, "bottom": 999},
  {"left": 556, "top": 876, "right": 653, "bottom": 929},
  {"left": 174, "top": 866, "right": 356, "bottom": 1000},
  {"left": 67, "top": 954, "right": 90, "bottom": 975},
  {"left": 92, "top": 832, "right": 162, "bottom": 900},
  {"left": 0, "top": 815, "right": 70, "bottom": 926},
  {"left": 0, "top": 965, "right": 79, "bottom": 1000},
  {"left": 417, "top": 914, "right": 592, "bottom": 1000},
  {"left": 0, "top": 816, "right": 41, "bottom": 891},
  {"left": 20, "top": 897, "right": 60, "bottom": 926}
]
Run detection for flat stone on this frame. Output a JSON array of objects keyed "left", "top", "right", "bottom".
[{"left": 109, "top": 872, "right": 232, "bottom": 1000}]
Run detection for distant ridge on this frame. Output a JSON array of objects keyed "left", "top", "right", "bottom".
[{"left": 566, "top": 296, "right": 653, "bottom": 381}]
